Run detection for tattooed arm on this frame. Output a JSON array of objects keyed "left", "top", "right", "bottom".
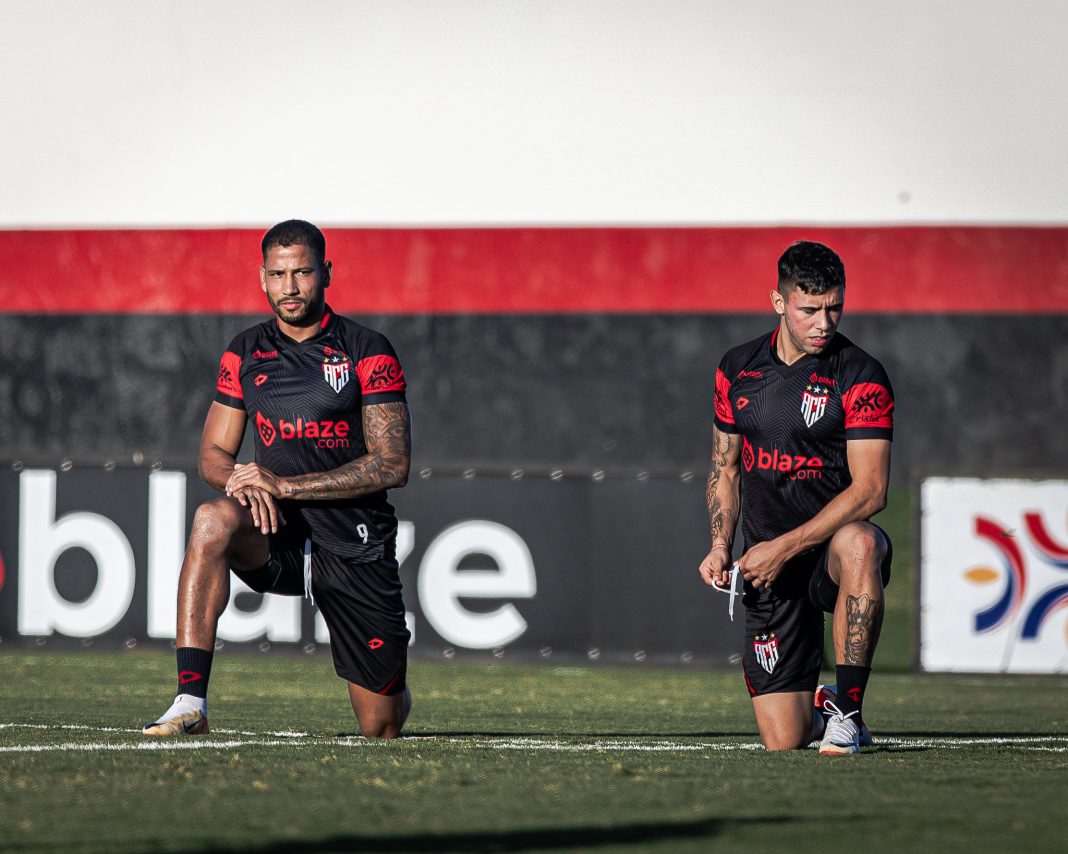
[
  {"left": 224, "top": 401, "right": 411, "bottom": 501},
  {"left": 698, "top": 426, "right": 742, "bottom": 588}
]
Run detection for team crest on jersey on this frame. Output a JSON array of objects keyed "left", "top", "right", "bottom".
[
  {"left": 801, "top": 384, "right": 829, "bottom": 427},
  {"left": 322, "top": 346, "right": 351, "bottom": 394},
  {"left": 753, "top": 633, "right": 780, "bottom": 674}
]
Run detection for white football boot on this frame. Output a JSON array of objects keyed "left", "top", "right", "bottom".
[
  {"left": 143, "top": 694, "right": 209, "bottom": 736},
  {"left": 812, "top": 684, "right": 873, "bottom": 748}
]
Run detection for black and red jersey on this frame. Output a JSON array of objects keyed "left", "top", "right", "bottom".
[
  {"left": 713, "top": 328, "right": 893, "bottom": 547},
  {"left": 214, "top": 307, "right": 407, "bottom": 561}
]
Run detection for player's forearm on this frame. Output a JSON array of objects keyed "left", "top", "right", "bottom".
[
  {"left": 278, "top": 450, "right": 410, "bottom": 500},
  {"left": 706, "top": 466, "right": 741, "bottom": 547},
  {"left": 781, "top": 483, "right": 887, "bottom": 557},
  {"left": 706, "top": 428, "right": 742, "bottom": 547},
  {"left": 279, "top": 401, "right": 411, "bottom": 501},
  {"left": 199, "top": 445, "right": 239, "bottom": 493}
]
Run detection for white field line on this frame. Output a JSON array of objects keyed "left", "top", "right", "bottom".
[{"left": 0, "top": 723, "right": 1066, "bottom": 754}]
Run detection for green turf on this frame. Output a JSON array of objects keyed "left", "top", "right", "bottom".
[{"left": 1, "top": 650, "right": 1065, "bottom": 853}]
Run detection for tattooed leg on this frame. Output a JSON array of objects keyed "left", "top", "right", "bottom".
[
  {"left": 828, "top": 522, "right": 886, "bottom": 666},
  {"left": 843, "top": 592, "right": 883, "bottom": 665}
]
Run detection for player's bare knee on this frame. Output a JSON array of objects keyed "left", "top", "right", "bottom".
[
  {"left": 761, "top": 734, "right": 807, "bottom": 751},
  {"left": 189, "top": 498, "right": 244, "bottom": 545},
  {"left": 832, "top": 524, "right": 885, "bottom": 581},
  {"left": 358, "top": 717, "right": 402, "bottom": 739}
]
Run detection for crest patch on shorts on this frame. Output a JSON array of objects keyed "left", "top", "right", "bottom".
[{"left": 753, "top": 632, "right": 780, "bottom": 674}]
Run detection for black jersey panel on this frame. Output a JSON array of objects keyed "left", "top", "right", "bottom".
[
  {"left": 715, "top": 329, "right": 895, "bottom": 545},
  {"left": 210, "top": 310, "right": 406, "bottom": 561},
  {"left": 362, "top": 392, "right": 407, "bottom": 406},
  {"left": 214, "top": 392, "right": 245, "bottom": 410}
]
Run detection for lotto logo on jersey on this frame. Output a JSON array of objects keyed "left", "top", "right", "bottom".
[
  {"left": 753, "top": 633, "right": 779, "bottom": 674},
  {"left": 322, "top": 346, "right": 352, "bottom": 394},
  {"left": 801, "top": 384, "right": 830, "bottom": 427},
  {"left": 742, "top": 437, "right": 824, "bottom": 480}
]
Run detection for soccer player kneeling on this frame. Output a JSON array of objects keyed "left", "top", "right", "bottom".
[
  {"left": 144, "top": 220, "right": 412, "bottom": 739},
  {"left": 698, "top": 241, "right": 894, "bottom": 754}
]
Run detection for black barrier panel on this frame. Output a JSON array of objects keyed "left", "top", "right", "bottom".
[
  {"left": 0, "top": 464, "right": 743, "bottom": 665},
  {"left": 0, "top": 466, "right": 151, "bottom": 646},
  {"left": 3, "top": 314, "right": 1066, "bottom": 481}
]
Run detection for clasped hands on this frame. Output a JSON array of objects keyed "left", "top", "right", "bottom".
[{"left": 225, "top": 462, "right": 287, "bottom": 535}]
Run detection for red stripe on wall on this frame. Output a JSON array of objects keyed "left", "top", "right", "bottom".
[{"left": 3, "top": 226, "right": 1066, "bottom": 313}]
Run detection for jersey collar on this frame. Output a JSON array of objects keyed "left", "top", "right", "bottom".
[{"left": 272, "top": 304, "right": 337, "bottom": 346}]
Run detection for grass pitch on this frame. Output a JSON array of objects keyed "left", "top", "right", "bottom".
[{"left": 1, "top": 651, "right": 1066, "bottom": 853}]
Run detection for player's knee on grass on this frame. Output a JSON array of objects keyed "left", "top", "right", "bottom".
[
  {"left": 356, "top": 711, "right": 403, "bottom": 740},
  {"left": 359, "top": 719, "right": 401, "bottom": 739},
  {"left": 759, "top": 723, "right": 811, "bottom": 751},
  {"left": 350, "top": 685, "right": 409, "bottom": 739},
  {"left": 753, "top": 691, "right": 813, "bottom": 751}
]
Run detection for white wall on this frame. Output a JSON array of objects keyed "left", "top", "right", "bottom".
[{"left": 3, "top": 0, "right": 1067, "bottom": 226}]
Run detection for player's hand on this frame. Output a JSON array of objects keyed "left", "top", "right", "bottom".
[
  {"left": 231, "top": 486, "right": 284, "bottom": 535},
  {"left": 736, "top": 539, "right": 789, "bottom": 589},
  {"left": 226, "top": 462, "right": 285, "bottom": 499},
  {"left": 698, "top": 546, "right": 733, "bottom": 587}
]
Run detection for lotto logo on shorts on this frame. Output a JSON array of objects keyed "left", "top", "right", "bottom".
[{"left": 753, "top": 633, "right": 780, "bottom": 674}]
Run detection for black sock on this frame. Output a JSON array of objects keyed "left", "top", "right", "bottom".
[
  {"left": 834, "top": 665, "right": 871, "bottom": 718},
  {"left": 176, "top": 647, "right": 213, "bottom": 700}
]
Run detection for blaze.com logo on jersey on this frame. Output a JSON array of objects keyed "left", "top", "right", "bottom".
[
  {"left": 742, "top": 437, "right": 824, "bottom": 480},
  {"left": 255, "top": 412, "right": 351, "bottom": 449}
]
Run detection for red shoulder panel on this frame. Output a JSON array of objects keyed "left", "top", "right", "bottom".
[
  {"left": 216, "top": 351, "right": 243, "bottom": 398},
  {"left": 714, "top": 368, "right": 735, "bottom": 425},
  {"left": 843, "top": 382, "right": 893, "bottom": 429},
  {"left": 357, "top": 354, "right": 406, "bottom": 395}
]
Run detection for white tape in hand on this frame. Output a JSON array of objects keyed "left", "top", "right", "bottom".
[{"left": 711, "top": 562, "right": 741, "bottom": 621}]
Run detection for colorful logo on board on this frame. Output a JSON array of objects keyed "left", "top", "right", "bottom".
[{"left": 967, "top": 513, "right": 1068, "bottom": 640}]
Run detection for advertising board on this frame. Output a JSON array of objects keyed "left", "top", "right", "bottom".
[
  {"left": 920, "top": 477, "right": 1068, "bottom": 673},
  {"left": 0, "top": 464, "right": 737, "bottom": 665}
]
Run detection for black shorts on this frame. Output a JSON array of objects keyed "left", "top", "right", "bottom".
[
  {"left": 232, "top": 530, "right": 410, "bottom": 696},
  {"left": 741, "top": 525, "right": 892, "bottom": 697}
]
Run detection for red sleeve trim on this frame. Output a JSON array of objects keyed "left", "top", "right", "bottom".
[
  {"left": 843, "top": 382, "right": 893, "bottom": 429},
  {"left": 357, "top": 354, "right": 406, "bottom": 395},
  {"left": 216, "top": 351, "right": 243, "bottom": 399},
  {"left": 714, "top": 368, "right": 735, "bottom": 425}
]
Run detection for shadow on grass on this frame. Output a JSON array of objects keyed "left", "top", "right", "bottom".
[
  {"left": 196, "top": 816, "right": 791, "bottom": 853},
  {"left": 876, "top": 731, "right": 1068, "bottom": 738},
  {"left": 343, "top": 731, "right": 758, "bottom": 739}
]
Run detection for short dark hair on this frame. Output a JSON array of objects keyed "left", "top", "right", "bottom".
[
  {"left": 777, "top": 241, "right": 845, "bottom": 295},
  {"left": 261, "top": 219, "right": 326, "bottom": 265}
]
